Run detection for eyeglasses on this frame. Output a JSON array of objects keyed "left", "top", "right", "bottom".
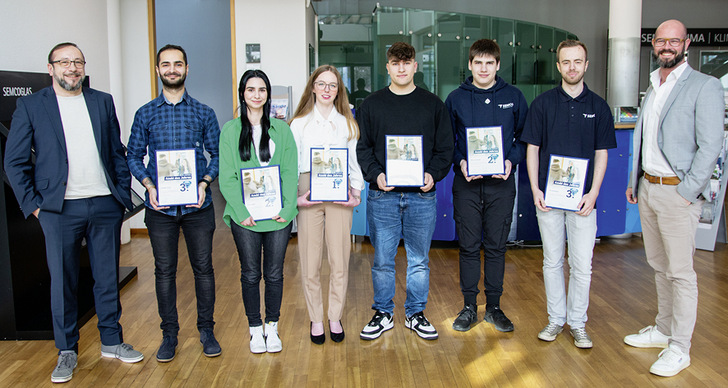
[
  {"left": 653, "top": 38, "right": 685, "bottom": 47},
  {"left": 314, "top": 81, "right": 338, "bottom": 91},
  {"left": 50, "top": 59, "right": 86, "bottom": 68}
]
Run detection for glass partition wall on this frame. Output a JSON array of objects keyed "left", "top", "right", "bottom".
[{"left": 318, "top": 6, "right": 578, "bottom": 104}]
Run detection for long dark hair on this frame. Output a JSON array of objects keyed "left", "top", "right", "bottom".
[{"left": 238, "top": 69, "right": 272, "bottom": 162}]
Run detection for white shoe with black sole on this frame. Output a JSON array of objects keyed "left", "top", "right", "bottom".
[
  {"left": 405, "top": 312, "right": 438, "bottom": 340},
  {"left": 360, "top": 310, "right": 393, "bottom": 340}
]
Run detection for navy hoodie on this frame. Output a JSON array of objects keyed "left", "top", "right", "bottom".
[{"left": 445, "top": 75, "right": 528, "bottom": 178}]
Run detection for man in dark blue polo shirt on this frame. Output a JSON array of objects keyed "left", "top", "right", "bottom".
[{"left": 522, "top": 39, "right": 616, "bottom": 349}]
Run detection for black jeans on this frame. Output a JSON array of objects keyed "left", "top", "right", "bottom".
[
  {"left": 230, "top": 222, "right": 292, "bottom": 326},
  {"left": 452, "top": 174, "right": 515, "bottom": 306},
  {"left": 145, "top": 205, "right": 216, "bottom": 337}
]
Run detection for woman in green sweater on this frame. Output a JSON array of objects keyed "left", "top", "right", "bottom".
[{"left": 219, "top": 70, "right": 298, "bottom": 354}]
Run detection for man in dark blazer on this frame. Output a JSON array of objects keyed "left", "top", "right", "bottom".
[
  {"left": 624, "top": 20, "right": 724, "bottom": 377},
  {"left": 4, "top": 42, "right": 143, "bottom": 384}
]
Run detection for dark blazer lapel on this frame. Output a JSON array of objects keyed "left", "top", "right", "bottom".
[
  {"left": 42, "top": 87, "right": 68, "bottom": 155},
  {"left": 83, "top": 88, "right": 104, "bottom": 155},
  {"left": 658, "top": 66, "right": 692, "bottom": 126}
]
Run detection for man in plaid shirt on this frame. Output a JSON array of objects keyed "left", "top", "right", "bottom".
[{"left": 127, "top": 44, "right": 221, "bottom": 363}]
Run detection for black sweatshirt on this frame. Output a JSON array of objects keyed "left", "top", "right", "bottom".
[{"left": 355, "top": 86, "right": 454, "bottom": 192}]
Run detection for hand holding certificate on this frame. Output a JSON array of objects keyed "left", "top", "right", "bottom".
[
  {"left": 385, "top": 135, "right": 424, "bottom": 186},
  {"left": 309, "top": 148, "right": 349, "bottom": 201},
  {"left": 241, "top": 165, "right": 283, "bottom": 221},
  {"left": 156, "top": 149, "right": 198, "bottom": 206},
  {"left": 544, "top": 155, "right": 589, "bottom": 211},
  {"left": 466, "top": 126, "right": 504, "bottom": 176}
]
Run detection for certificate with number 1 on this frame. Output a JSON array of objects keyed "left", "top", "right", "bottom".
[
  {"left": 156, "top": 149, "right": 198, "bottom": 206},
  {"left": 241, "top": 165, "right": 282, "bottom": 221},
  {"left": 310, "top": 148, "right": 349, "bottom": 201},
  {"left": 466, "top": 126, "right": 504, "bottom": 176}
]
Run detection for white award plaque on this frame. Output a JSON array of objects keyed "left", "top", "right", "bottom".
[
  {"left": 241, "top": 165, "right": 282, "bottom": 221},
  {"left": 309, "top": 148, "right": 349, "bottom": 201},
  {"left": 544, "top": 154, "right": 589, "bottom": 211},
  {"left": 156, "top": 149, "right": 198, "bottom": 206},
  {"left": 466, "top": 126, "right": 504, "bottom": 176},
  {"left": 385, "top": 135, "right": 424, "bottom": 187}
]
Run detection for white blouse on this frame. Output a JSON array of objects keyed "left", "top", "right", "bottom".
[{"left": 290, "top": 106, "right": 364, "bottom": 191}]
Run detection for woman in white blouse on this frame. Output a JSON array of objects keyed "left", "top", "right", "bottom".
[{"left": 290, "top": 65, "right": 364, "bottom": 344}]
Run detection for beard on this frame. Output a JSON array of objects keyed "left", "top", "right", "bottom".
[
  {"left": 54, "top": 71, "right": 85, "bottom": 92},
  {"left": 160, "top": 71, "right": 186, "bottom": 88},
  {"left": 652, "top": 47, "right": 685, "bottom": 69}
]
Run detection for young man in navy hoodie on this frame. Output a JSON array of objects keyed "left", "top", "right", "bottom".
[{"left": 445, "top": 39, "right": 528, "bottom": 332}]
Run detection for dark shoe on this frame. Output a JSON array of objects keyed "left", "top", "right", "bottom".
[
  {"left": 311, "top": 322, "right": 325, "bottom": 345},
  {"left": 156, "top": 336, "right": 178, "bottom": 362},
  {"left": 200, "top": 329, "right": 222, "bottom": 357},
  {"left": 330, "top": 320, "right": 345, "bottom": 343},
  {"left": 452, "top": 304, "right": 478, "bottom": 332},
  {"left": 484, "top": 305, "right": 514, "bottom": 332}
]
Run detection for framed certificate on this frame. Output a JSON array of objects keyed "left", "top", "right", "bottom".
[
  {"left": 309, "top": 148, "right": 349, "bottom": 201},
  {"left": 385, "top": 135, "right": 424, "bottom": 187},
  {"left": 156, "top": 149, "right": 198, "bottom": 206},
  {"left": 544, "top": 155, "right": 589, "bottom": 211},
  {"left": 466, "top": 126, "right": 504, "bottom": 176},
  {"left": 241, "top": 165, "right": 282, "bottom": 221}
]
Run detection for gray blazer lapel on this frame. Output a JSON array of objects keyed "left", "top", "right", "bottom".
[
  {"left": 658, "top": 66, "right": 692, "bottom": 125},
  {"left": 42, "top": 88, "right": 67, "bottom": 155}
]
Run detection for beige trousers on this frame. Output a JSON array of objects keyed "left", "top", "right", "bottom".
[
  {"left": 638, "top": 177, "right": 703, "bottom": 354},
  {"left": 297, "top": 173, "right": 353, "bottom": 322}
]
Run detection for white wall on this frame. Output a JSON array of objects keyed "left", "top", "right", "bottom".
[
  {"left": 120, "top": 0, "right": 154, "bottom": 229},
  {"left": 234, "top": 0, "right": 317, "bottom": 110},
  {"left": 0, "top": 0, "right": 112, "bottom": 92}
]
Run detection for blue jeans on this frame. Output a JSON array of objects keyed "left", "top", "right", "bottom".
[
  {"left": 230, "top": 222, "right": 292, "bottom": 326},
  {"left": 367, "top": 190, "right": 437, "bottom": 317},
  {"left": 145, "top": 205, "right": 216, "bottom": 337},
  {"left": 536, "top": 208, "right": 596, "bottom": 329}
]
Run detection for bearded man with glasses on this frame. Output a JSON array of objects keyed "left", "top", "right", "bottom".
[
  {"left": 624, "top": 19, "right": 725, "bottom": 377},
  {"left": 4, "top": 42, "right": 142, "bottom": 383}
]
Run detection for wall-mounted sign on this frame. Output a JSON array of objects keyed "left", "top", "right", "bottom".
[{"left": 641, "top": 28, "right": 728, "bottom": 47}]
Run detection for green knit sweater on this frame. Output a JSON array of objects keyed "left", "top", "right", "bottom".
[{"left": 219, "top": 117, "right": 298, "bottom": 231}]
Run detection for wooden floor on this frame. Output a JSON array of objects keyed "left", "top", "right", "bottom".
[{"left": 2, "top": 195, "right": 728, "bottom": 387}]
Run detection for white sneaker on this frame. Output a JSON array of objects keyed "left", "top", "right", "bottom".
[
  {"left": 249, "top": 325, "right": 266, "bottom": 354},
  {"left": 650, "top": 346, "right": 690, "bottom": 377},
  {"left": 624, "top": 325, "right": 670, "bottom": 348},
  {"left": 264, "top": 321, "right": 282, "bottom": 353}
]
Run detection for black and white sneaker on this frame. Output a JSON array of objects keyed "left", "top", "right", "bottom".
[
  {"left": 360, "top": 310, "right": 393, "bottom": 340},
  {"left": 405, "top": 312, "right": 438, "bottom": 340}
]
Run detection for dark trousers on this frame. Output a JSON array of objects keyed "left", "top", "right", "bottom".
[
  {"left": 452, "top": 174, "right": 516, "bottom": 306},
  {"left": 38, "top": 195, "right": 125, "bottom": 351},
  {"left": 230, "top": 222, "right": 292, "bottom": 327},
  {"left": 145, "top": 205, "right": 216, "bottom": 337}
]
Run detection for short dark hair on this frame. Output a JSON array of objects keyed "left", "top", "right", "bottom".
[
  {"left": 156, "top": 44, "right": 187, "bottom": 66},
  {"left": 387, "top": 42, "right": 415, "bottom": 62},
  {"left": 556, "top": 39, "right": 588, "bottom": 61},
  {"left": 48, "top": 42, "right": 83, "bottom": 63},
  {"left": 469, "top": 39, "right": 500, "bottom": 63}
]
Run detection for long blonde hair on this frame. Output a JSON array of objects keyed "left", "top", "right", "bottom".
[{"left": 290, "top": 65, "right": 359, "bottom": 140}]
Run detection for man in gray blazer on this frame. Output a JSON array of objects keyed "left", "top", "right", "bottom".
[{"left": 624, "top": 19, "right": 724, "bottom": 377}]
